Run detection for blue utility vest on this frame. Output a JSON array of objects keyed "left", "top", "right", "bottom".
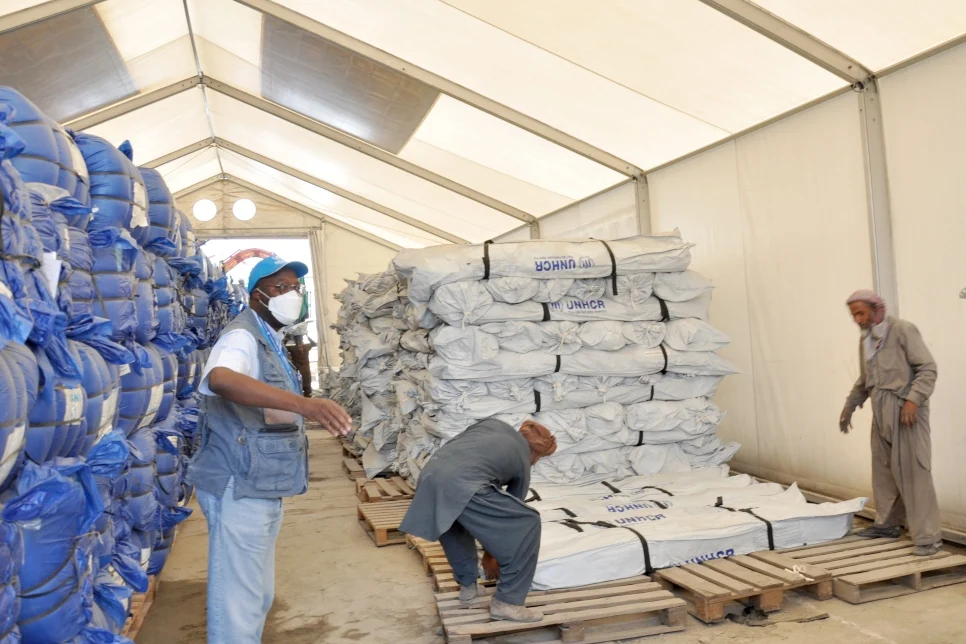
[{"left": 186, "top": 308, "right": 308, "bottom": 499}]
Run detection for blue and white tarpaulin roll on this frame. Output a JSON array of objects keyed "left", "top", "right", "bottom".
[
  {"left": 117, "top": 342, "right": 163, "bottom": 436},
  {"left": 74, "top": 135, "right": 146, "bottom": 234},
  {"left": 74, "top": 341, "right": 121, "bottom": 454},
  {"left": 27, "top": 343, "right": 86, "bottom": 463},
  {"left": 136, "top": 167, "right": 178, "bottom": 255}
]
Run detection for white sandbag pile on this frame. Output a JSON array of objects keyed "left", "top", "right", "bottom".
[
  {"left": 527, "top": 467, "right": 867, "bottom": 589},
  {"left": 390, "top": 234, "right": 740, "bottom": 485}
]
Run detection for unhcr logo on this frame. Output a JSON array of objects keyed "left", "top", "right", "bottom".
[
  {"left": 614, "top": 514, "right": 666, "bottom": 525},
  {"left": 683, "top": 549, "right": 735, "bottom": 565},
  {"left": 534, "top": 256, "right": 577, "bottom": 272}
]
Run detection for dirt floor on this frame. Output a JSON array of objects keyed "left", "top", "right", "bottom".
[{"left": 137, "top": 433, "right": 966, "bottom": 644}]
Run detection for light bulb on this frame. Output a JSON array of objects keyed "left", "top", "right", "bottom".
[
  {"left": 192, "top": 199, "right": 217, "bottom": 222},
  {"left": 232, "top": 198, "right": 256, "bottom": 221}
]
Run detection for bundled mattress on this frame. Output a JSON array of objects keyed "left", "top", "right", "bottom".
[{"left": 395, "top": 235, "right": 694, "bottom": 304}]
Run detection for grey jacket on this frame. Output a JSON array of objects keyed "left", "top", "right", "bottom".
[
  {"left": 846, "top": 317, "right": 937, "bottom": 411},
  {"left": 399, "top": 419, "right": 531, "bottom": 541},
  {"left": 186, "top": 308, "right": 308, "bottom": 499}
]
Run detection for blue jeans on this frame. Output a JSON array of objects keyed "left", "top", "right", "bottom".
[{"left": 197, "top": 478, "right": 284, "bottom": 643}]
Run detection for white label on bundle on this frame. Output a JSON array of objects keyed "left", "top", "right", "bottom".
[
  {"left": 140, "top": 547, "right": 151, "bottom": 568},
  {"left": 137, "top": 384, "right": 164, "bottom": 429},
  {"left": 62, "top": 386, "right": 85, "bottom": 422},
  {"left": 131, "top": 181, "right": 148, "bottom": 230},
  {"left": 42, "top": 252, "right": 61, "bottom": 297},
  {"left": 97, "top": 389, "right": 120, "bottom": 441},
  {"left": 168, "top": 435, "right": 179, "bottom": 449},
  {"left": 0, "top": 423, "right": 25, "bottom": 483},
  {"left": 68, "top": 138, "right": 89, "bottom": 181},
  {"left": 0, "top": 282, "right": 11, "bottom": 298},
  {"left": 119, "top": 364, "right": 132, "bottom": 376}
]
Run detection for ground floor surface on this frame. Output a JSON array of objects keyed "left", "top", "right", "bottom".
[{"left": 137, "top": 433, "right": 966, "bottom": 644}]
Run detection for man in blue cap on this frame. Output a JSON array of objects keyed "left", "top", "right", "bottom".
[{"left": 187, "top": 256, "right": 351, "bottom": 644}]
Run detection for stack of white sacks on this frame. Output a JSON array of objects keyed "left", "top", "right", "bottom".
[{"left": 392, "top": 234, "right": 742, "bottom": 486}]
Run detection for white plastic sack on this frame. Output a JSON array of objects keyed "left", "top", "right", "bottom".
[
  {"left": 395, "top": 235, "right": 694, "bottom": 304},
  {"left": 664, "top": 319, "right": 730, "bottom": 352}
]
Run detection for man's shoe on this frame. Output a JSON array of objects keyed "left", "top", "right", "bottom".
[
  {"left": 912, "top": 541, "right": 943, "bottom": 557},
  {"left": 489, "top": 598, "right": 543, "bottom": 623},
  {"left": 854, "top": 525, "right": 902, "bottom": 539},
  {"left": 458, "top": 583, "right": 483, "bottom": 606}
]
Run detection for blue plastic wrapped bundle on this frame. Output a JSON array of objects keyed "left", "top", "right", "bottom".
[
  {"left": 74, "top": 341, "right": 121, "bottom": 455},
  {"left": 0, "top": 89, "right": 91, "bottom": 208},
  {"left": 1, "top": 459, "right": 103, "bottom": 644},
  {"left": 0, "top": 339, "right": 38, "bottom": 491},
  {"left": 147, "top": 506, "right": 190, "bottom": 576},
  {"left": 117, "top": 342, "right": 164, "bottom": 436},
  {"left": 0, "top": 519, "right": 22, "bottom": 644},
  {"left": 73, "top": 135, "right": 147, "bottom": 235},
  {"left": 150, "top": 343, "right": 178, "bottom": 424},
  {"left": 176, "top": 349, "right": 199, "bottom": 399},
  {"left": 126, "top": 424, "right": 159, "bottom": 535},
  {"left": 90, "top": 570, "right": 132, "bottom": 636},
  {"left": 175, "top": 210, "right": 195, "bottom": 258},
  {"left": 26, "top": 342, "right": 86, "bottom": 463},
  {"left": 67, "top": 227, "right": 96, "bottom": 319},
  {"left": 153, "top": 255, "right": 184, "bottom": 337},
  {"left": 109, "top": 514, "right": 148, "bottom": 595},
  {"left": 89, "top": 228, "right": 138, "bottom": 346},
  {"left": 135, "top": 168, "right": 179, "bottom": 256},
  {"left": 29, "top": 184, "right": 87, "bottom": 264},
  {"left": 133, "top": 249, "right": 159, "bottom": 345},
  {"left": 86, "top": 431, "right": 129, "bottom": 572}
]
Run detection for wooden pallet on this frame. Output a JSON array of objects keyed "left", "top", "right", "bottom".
[
  {"left": 436, "top": 577, "right": 686, "bottom": 643},
  {"left": 340, "top": 436, "right": 363, "bottom": 459},
  {"left": 655, "top": 550, "right": 832, "bottom": 623},
  {"left": 406, "top": 536, "right": 496, "bottom": 592},
  {"left": 356, "top": 476, "right": 415, "bottom": 503},
  {"left": 779, "top": 536, "right": 966, "bottom": 604},
  {"left": 122, "top": 575, "right": 159, "bottom": 640},
  {"left": 357, "top": 499, "right": 411, "bottom": 546},
  {"left": 342, "top": 456, "right": 366, "bottom": 481}
]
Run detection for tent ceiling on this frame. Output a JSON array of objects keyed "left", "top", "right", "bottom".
[{"left": 2, "top": 0, "right": 965, "bottom": 248}]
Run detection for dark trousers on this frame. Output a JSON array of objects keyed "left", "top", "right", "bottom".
[{"left": 437, "top": 485, "right": 541, "bottom": 605}]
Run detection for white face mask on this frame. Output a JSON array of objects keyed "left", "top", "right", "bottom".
[{"left": 258, "top": 289, "right": 302, "bottom": 326}]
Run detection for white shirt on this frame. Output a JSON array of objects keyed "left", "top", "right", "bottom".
[{"left": 199, "top": 325, "right": 284, "bottom": 396}]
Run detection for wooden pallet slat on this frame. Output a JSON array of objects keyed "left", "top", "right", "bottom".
[
  {"left": 357, "top": 499, "right": 411, "bottom": 546},
  {"left": 435, "top": 577, "right": 686, "bottom": 644},
  {"left": 356, "top": 476, "right": 416, "bottom": 503}
]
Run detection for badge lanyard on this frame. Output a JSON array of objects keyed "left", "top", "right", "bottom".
[{"left": 254, "top": 314, "right": 301, "bottom": 393}]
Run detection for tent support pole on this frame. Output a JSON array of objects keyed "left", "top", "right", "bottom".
[
  {"left": 857, "top": 81, "right": 900, "bottom": 312},
  {"left": 635, "top": 176, "right": 651, "bottom": 235},
  {"left": 310, "top": 228, "right": 334, "bottom": 378}
]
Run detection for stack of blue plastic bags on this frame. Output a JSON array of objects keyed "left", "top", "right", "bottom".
[{"left": 0, "top": 88, "right": 239, "bottom": 643}]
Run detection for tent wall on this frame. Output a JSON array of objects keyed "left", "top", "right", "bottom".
[
  {"left": 495, "top": 180, "right": 638, "bottom": 242},
  {"left": 878, "top": 43, "right": 966, "bottom": 527}
]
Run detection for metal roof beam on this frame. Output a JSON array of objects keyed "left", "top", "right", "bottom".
[
  {"left": 0, "top": 0, "right": 105, "bottom": 34},
  {"left": 172, "top": 174, "right": 225, "bottom": 200},
  {"left": 234, "top": 0, "right": 642, "bottom": 178},
  {"left": 698, "top": 0, "right": 871, "bottom": 83},
  {"left": 201, "top": 76, "right": 535, "bottom": 224},
  {"left": 65, "top": 77, "right": 202, "bottom": 131},
  {"left": 141, "top": 138, "right": 214, "bottom": 169},
  {"left": 215, "top": 139, "right": 463, "bottom": 244},
  {"left": 197, "top": 227, "right": 317, "bottom": 240}
]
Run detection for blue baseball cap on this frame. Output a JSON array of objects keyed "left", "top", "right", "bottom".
[{"left": 247, "top": 256, "right": 309, "bottom": 293}]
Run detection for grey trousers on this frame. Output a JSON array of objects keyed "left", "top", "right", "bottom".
[
  {"left": 870, "top": 390, "right": 942, "bottom": 546},
  {"left": 438, "top": 485, "right": 541, "bottom": 605}
]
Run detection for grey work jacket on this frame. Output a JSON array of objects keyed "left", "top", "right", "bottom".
[{"left": 846, "top": 317, "right": 937, "bottom": 411}]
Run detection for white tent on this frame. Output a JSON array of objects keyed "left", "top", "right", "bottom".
[{"left": 3, "top": 0, "right": 964, "bottom": 533}]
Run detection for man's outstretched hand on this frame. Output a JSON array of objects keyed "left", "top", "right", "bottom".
[{"left": 298, "top": 398, "right": 352, "bottom": 437}]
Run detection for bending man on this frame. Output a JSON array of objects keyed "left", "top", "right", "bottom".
[
  {"left": 400, "top": 419, "right": 557, "bottom": 622},
  {"left": 840, "top": 290, "right": 942, "bottom": 556}
]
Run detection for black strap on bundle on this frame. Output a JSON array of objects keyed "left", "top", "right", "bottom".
[
  {"left": 559, "top": 519, "right": 654, "bottom": 574},
  {"left": 601, "top": 481, "right": 621, "bottom": 493},
  {"left": 655, "top": 295, "right": 670, "bottom": 321},
  {"left": 555, "top": 507, "right": 577, "bottom": 518},
  {"left": 541, "top": 302, "right": 551, "bottom": 321},
  {"left": 482, "top": 240, "right": 494, "bottom": 280},
  {"left": 598, "top": 239, "right": 619, "bottom": 295},
  {"left": 526, "top": 488, "right": 542, "bottom": 502},
  {"left": 641, "top": 485, "right": 672, "bottom": 496},
  {"left": 554, "top": 355, "right": 562, "bottom": 373},
  {"left": 636, "top": 431, "right": 644, "bottom": 446},
  {"left": 652, "top": 500, "right": 670, "bottom": 509},
  {"left": 533, "top": 390, "right": 542, "bottom": 413},
  {"left": 648, "top": 385, "right": 656, "bottom": 401},
  {"left": 659, "top": 344, "right": 668, "bottom": 374},
  {"left": 716, "top": 503, "right": 775, "bottom": 550}
]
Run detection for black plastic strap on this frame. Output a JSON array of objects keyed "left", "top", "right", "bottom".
[
  {"left": 601, "top": 481, "right": 621, "bottom": 493},
  {"left": 482, "top": 240, "right": 494, "bottom": 280},
  {"left": 649, "top": 385, "right": 655, "bottom": 401},
  {"left": 641, "top": 485, "right": 672, "bottom": 496},
  {"left": 636, "top": 431, "right": 644, "bottom": 446},
  {"left": 652, "top": 500, "right": 670, "bottom": 509},
  {"left": 659, "top": 344, "right": 668, "bottom": 374},
  {"left": 554, "top": 355, "right": 561, "bottom": 373},
  {"left": 534, "top": 390, "right": 542, "bottom": 413},
  {"left": 555, "top": 507, "right": 576, "bottom": 518},
  {"left": 655, "top": 295, "right": 670, "bottom": 321},
  {"left": 541, "top": 302, "right": 551, "bottom": 321},
  {"left": 557, "top": 519, "right": 654, "bottom": 573},
  {"left": 526, "top": 488, "right": 542, "bottom": 502},
  {"left": 620, "top": 525, "right": 655, "bottom": 574},
  {"left": 717, "top": 504, "right": 775, "bottom": 550},
  {"left": 599, "top": 240, "right": 618, "bottom": 295}
]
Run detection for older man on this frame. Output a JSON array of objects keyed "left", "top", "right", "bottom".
[
  {"left": 400, "top": 419, "right": 557, "bottom": 623},
  {"left": 840, "top": 290, "right": 942, "bottom": 556}
]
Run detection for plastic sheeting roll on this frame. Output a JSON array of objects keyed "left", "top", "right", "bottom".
[
  {"left": 0, "top": 348, "right": 27, "bottom": 492},
  {"left": 133, "top": 249, "right": 159, "bottom": 345},
  {"left": 89, "top": 230, "right": 138, "bottom": 344},
  {"left": 152, "top": 344, "right": 177, "bottom": 423},
  {"left": 0, "top": 519, "right": 22, "bottom": 643},
  {"left": 74, "top": 134, "right": 147, "bottom": 234},
  {"left": 27, "top": 344, "right": 86, "bottom": 463},
  {"left": 153, "top": 256, "right": 183, "bottom": 335},
  {"left": 126, "top": 425, "right": 159, "bottom": 534},
  {"left": 117, "top": 343, "right": 164, "bottom": 436},
  {"left": 136, "top": 167, "right": 178, "bottom": 255},
  {"left": 0, "top": 88, "right": 90, "bottom": 209},
  {"left": 74, "top": 341, "right": 120, "bottom": 455}
]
